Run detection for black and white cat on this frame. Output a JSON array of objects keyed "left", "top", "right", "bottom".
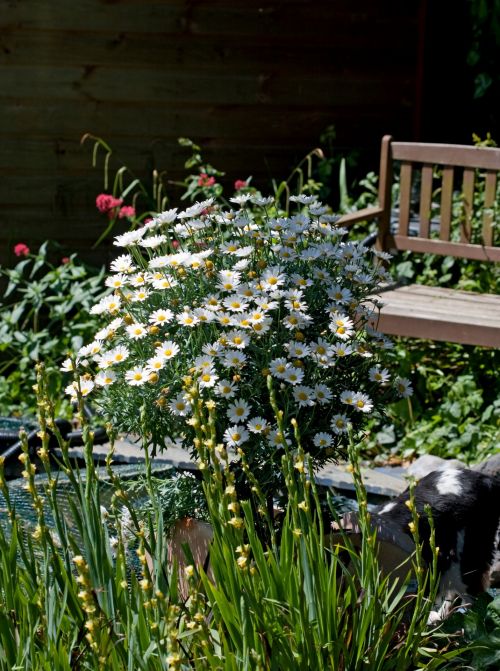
[{"left": 374, "top": 467, "right": 500, "bottom": 623}]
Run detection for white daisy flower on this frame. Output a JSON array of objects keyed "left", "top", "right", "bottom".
[
  {"left": 105, "top": 273, "right": 127, "bottom": 289},
  {"left": 113, "top": 230, "right": 145, "bottom": 247},
  {"left": 331, "top": 413, "right": 351, "bottom": 434},
  {"left": 253, "top": 297, "right": 278, "bottom": 312},
  {"left": 193, "top": 355, "right": 215, "bottom": 372},
  {"left": 251, "top": 318, "right": 272, "bottom": 335},
  {"left": 202, "top": 341, "right": 222, "bottom": 357},
  {"left": 313, "top": 432, "right": 333, "bottom": 448},
  {"left": 269, "top": 357, "right": 289, "bottom": 379},
  {"left": 65, "top": 377, "right": 94, "bottom": 399},
  {"left": 225, "top": 329, "right": 249, "bottom": 349},
  {"left": 290, "top": 274, "right": 313, "bottom": 289},
  {"left": 60, "top": 358, "right": 75, "bottom": 372},
  {"left": 222, "top": 350, "right": 247, "bottom": 368},
  {"left": 151, "top": 276, "right": 178, "bottom": 290},
  {"left": 149, "top": 309, "right": 174, "bottom": 326},
  {"left": 282, "top": 311, "right": 312, "bottom": 331},
  {"left": 150, "top": 208, "right": 178, "bottom": 226},
  {"left": 282, "top": 366, "right": 304, "bottom": 385},
  {"left": 293, "top": 385, "right": 315, "bottom": 407},
  {"left": 327, "top": 285, "right": 352, "bottom": 303},
  {"left": 198, "top": 368, "right": 218, "bottom": 388},
  {"left": 97, "top": 317, "right": 123, "bottom": 341},
  {"left": 204, "top": 295, "right": 221, "bottom": 311},
  {"left": 155, "top": 341, "right": 180, "bottom": 359},
  {"left": 146, "top": 355, "right": 166, "bottom": 372},
  {"left": 373, "top": 249, "right": 393, "bottom": 261},
  {"left": 222, "top": 294, "right": 249, "bottom": 313},
  {"left": 110, "top": 254, "right": 135, "bottom": 274},
  {"left": 226, "top": 399, "right": 251, "bottom": 424},
  {"left": 193, "top": 307, "right": 216, "bottom": 324},
  {"left": 229, "top": 194, "right": 252, "bottom": 206},
  {"left": 217, "top": 269, "right": 242, "bottom": 292},
  {"left": 332, "top": 343, "right": 353, "bottom": 357},
  {"left": 313, "top": 384, "right": 333, "bottom": 404},
  {"left": 216, "top": 379, "right": 238, "bottom": 399},
  {"left": 177, "top": 199, "right": 213, "bottom": 219},
  {"left": 131, "top": 289, "right": 150, "bottom": 302},
  {"left": 250, "top": 195, "right": 274, "bottom": 206},
  {"left": 352, "top": 392, "right": 373, "bottom": 413},
  {"left": 310, "top": 338, "right": 333, "bottom": 359},
  {"left": 125, "top": 367, "right": 148, "bottom": 386},
  {"left": 90, "top": 294, "right": 122, "bottom": 315},
  {"left": 223, "top": 425, "right": 249, "bottom": 447},
  {"left": 395, "top": 377, "right": 413, "bottom": 398},
  {"left": 329, "top": 312, "right": 354, "bottom": 340},
  {"left": 125, "top": 323, "right": 148, "bottom": 340},
  {"left": 289, "top": 194, "right": 316, "bottom": 204},
  {"left": 217, "top": 312, "right": 234, "bottom": 327},
  {"left": 95, "top": 369, "right": 117, "bottom": 386},
  {"left": 107, "top": 345, "right": 130, "bottom": 365},
  {"left": 169, "top": 393, "right": 191, "bottom": 416},
  {"left": 285, "top": 341, "right": 311, "bottom": 358},
  {"left": 247, "top": 416, "right": 269, "bottom": 434},
  {"left": 232, "top": 313, "right": 252, "bottom": 329},
  {"left": 267, "top": 429, "right": 289, "bottom": 448},
  {"left": 220, "top": 239, "right": 244, "bottom": 254},
  {"left": 369, "top": 366, "right": 391, "bottom": 384},
  {"left": 128, "top": 273, "right": 146, "bottom": 287},
  {"left": 176, "top": 311, "right": 199, "bottom": 327},
  {"left": 233, "top": 245, "right": 253, "bottom": 258},
  {"left": 139, "top": 234, "right": 167, "bottom": 249},
  {"left": 340, "top": 390, "right": 355, "bottom": 406},
  {"left": 260, "top": 266, "right": 286, "bottom": 291}
]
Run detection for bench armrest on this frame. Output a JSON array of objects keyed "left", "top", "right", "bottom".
[{"left": 335, "top": 206, "right": 383, "bottom": 227}]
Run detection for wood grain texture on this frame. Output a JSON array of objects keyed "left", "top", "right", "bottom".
[
  {"left": 369, "top": 284, "right": 500, "bottom": 347},
  {"left": 0, "top": 0, "right": 420, "bottom": 260}
]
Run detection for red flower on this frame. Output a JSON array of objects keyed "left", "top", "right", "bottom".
[
  {"left": 96, "top": 193, "right": 123, "bottom": 213},
  {"left": 118, "top": 206, "right": 136, "bottom": 219},
  {"left": 14, "top": 243, "right": 30, "bottom": 257},
  {"left": 234, "top": 179, "right": 247, "bottom": 191},
  {"left": 197, "top": 173, "right": 216, "bottom": 187},
  {"left": 61, "top": 257, "right": 70, "bottom": 264}
]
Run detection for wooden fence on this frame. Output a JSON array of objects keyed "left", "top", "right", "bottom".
[{"left": 1, "top": 0, "right": 424, "bottom": 267}]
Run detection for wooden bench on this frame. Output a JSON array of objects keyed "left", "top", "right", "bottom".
[{"left": 337, "top": 135, "right": 500, "bottom": 347}]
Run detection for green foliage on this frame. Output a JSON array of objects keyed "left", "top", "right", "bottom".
[
  {"left": 0, "top": 373, "right": 471, "bottom": 669},
  {"left": 444, "top": 593, "right": 500, "bottom": 670},
  {"left": 0, "top": 242, "right": 106, "bottom": 417}
]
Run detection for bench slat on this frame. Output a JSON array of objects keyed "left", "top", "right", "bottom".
[
  {"left": 461, "top": 168, "right": 475, "bottom": 243},
  {"left": 392, "top": 142, "right": 500, "bottom": 171},
  {"left": 483, "top": 171, "right": 497, "bottom": 246},
  {"left": 368, "top": 284, "right": 500, "bottom": 347},
  {"left": 419, "top": 164, "right": 433, "bottom": 238},
  {"left": 398, "top": 162, "right": 412, "bottom": 236},
  {"left": 439, "top": 166, "right": 454, "bottom": 241},
  {"left": 392, "top": 235, "right": 500, "bottom": 262}
]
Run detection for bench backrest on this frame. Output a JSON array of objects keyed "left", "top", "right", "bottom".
[{"left": 377, "top": 135, "right": 500, "bottom": 262}]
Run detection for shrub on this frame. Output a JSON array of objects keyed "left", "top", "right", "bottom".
[{"left": 0, "top": 242, "right": 106, "bottom": 417}]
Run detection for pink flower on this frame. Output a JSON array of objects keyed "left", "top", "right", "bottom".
[
  {"left": 234, "top": 179, "right": 248, "bottom": 191},
  {"left": 61, "top": 257, "right": 70, "bottom": 264},
  {"left": 197, "top": 173, "right": 216, "bottom": 187},
  {"left": 14, "top": 243, "right": 30, "bottom": 257},
  {"left": 118, "top": 206, "right": 136, "bottom": 219},
  {"left": 96, "top": 193, "right": 123, "bottom": 214}
]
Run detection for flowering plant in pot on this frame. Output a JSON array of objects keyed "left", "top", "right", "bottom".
[{"left": 65, "top": 194, "right": 411, "bottom": 507}]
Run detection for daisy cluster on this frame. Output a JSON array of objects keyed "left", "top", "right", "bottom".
[{"left": 65, "top": 194, "right": 411, "bottom": 474}]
